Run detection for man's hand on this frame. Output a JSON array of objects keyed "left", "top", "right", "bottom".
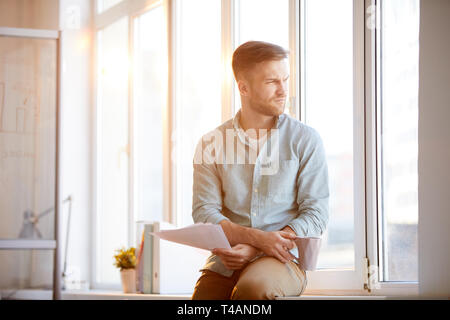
[
  {"left": 281, "top": 225, "right": 297, "bottom": 237},
  {"left": 255, "top": 230, "right": 297, "bottom": 264},
  {"left": 212, "top": 244, "right": 260, "bottom": 270},
  {"left": 218, "top": 220, "right": 298, "bottom": 264}
]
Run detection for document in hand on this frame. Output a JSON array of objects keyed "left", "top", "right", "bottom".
[
  {"left": 150, "top": 223, "right": 231, "bottom": 251},
  {"left": 293, "top": 236, "right": 321, "bottom": 271}
]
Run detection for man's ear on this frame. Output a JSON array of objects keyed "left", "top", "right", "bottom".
[{"left": 237, "top": 79, "right": 249, "bottom": 96}]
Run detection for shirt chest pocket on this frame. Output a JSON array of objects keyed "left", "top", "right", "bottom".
[{"left": 266, "top": 159, "right": 299, "bottom": 202}]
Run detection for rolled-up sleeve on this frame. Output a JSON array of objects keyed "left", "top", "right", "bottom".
[
  {"left": 192, "top": 139, "right": 230, "bottom": 225},
  {"left": 288, "top": 129, "right": 329, "bottom": 237}
]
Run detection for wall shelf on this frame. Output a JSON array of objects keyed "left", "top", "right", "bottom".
[{"left": 0, "top": 240, "right": 57, "bottom": 250}]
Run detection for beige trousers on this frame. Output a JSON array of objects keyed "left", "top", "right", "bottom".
[{"left": 191, "top": 256, "right": 307, "bottom": 300}]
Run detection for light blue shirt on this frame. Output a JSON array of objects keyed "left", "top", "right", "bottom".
[{"left": 192, "top": 109, "right": 329, "bottom": 277}]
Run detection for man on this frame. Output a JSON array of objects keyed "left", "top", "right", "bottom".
[{"left": 191, "top": 41, "right": 329, "bottom": 300}]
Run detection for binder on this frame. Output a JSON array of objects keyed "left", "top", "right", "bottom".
[
  {"left": 135, "top": 230, "right": 145, "bottom": 293},
  {"left": 142, "top": 223, "right": 154, "bottom": 294}
]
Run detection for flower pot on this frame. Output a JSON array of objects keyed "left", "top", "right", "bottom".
[{"left": 120, "top": 268, "right": 136, "bottom": 293}]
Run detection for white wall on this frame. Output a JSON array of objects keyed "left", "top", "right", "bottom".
[{"left": 418, "top": 0, "right": 450, "bottom": 298}]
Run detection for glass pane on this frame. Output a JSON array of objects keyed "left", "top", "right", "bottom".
[
  {"left": 0, "top": 36, "right": 57, "bottom": 241},
  {"left": 96, "top": 17, "right": 129, "bottom": 285},
  {"left": 234, "top": 0, "right": 290, "bottom": 115},
  {"left": 379, "top": 0, "right": 420, "bottom": 282},
  {"left": 97, "top": 0, "right": 123, "bottom": 13},
  {"left": 0, "top": 249, "right": 54, "bottom": 292},
  {"left": 235, "top": 0, "right": 289, "bottom": 48},
  {"left": 133, "top": 6, "right": 166, "bottom": 223},
  {"left": 303, "top": 0, "right": 354, "bottom": 269},
  {"left": 176, "top": 0, "right": 222, "bottom": 227}
]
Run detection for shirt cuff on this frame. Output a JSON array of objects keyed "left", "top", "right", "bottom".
[
  {"left": 196, "top": 212, "right": 230, "bottom": 225},
  {"left": 287, "top": 221, "right": 307, "bottom": 238}
]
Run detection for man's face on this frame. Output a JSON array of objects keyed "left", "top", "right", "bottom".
[{"left": 239, "top": 59, "right": 289, "bottom": 117}]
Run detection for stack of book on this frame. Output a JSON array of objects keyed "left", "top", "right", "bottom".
[{"left": 135, "top": 221, "right": 209, "bottom": 294}]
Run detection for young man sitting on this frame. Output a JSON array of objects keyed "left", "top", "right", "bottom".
[{"left": 191, "top": 41, "right": 329, "bottom": 300}]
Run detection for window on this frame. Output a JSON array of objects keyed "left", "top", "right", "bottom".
[
  {"left": 92, "top": 0, "right": 420, "bottom": 294},
  {"left": 133, "top": 6, "right": 167, "bottom": 224},
  {"left": 95, "top": 2, "right": 168, "bottom": 288},
  {"left": 97, "top": 0, "right": 123, "bottom": 13},
  {"left": 233, "top": 0, "right": 290, "bottom": 116},
  {"left": 302, "top": 0, "right": 355, "bottom": 270},
  {"left": 235, "top": 0, "right": 289, "bottom": 48},
  {"left": 296, "top": 0, "right": 369, "bottom": 293},
  {"left": 175, "top": 0, "right": 222, "bottom": 227},
  {"left": 377, "top": 0, "right": 420, "bottom": 282},
  {"left": 95, "top": 17, "right": 129, "bottom": 285}
]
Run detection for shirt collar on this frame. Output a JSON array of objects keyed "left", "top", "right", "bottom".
[
  {"left": 232, "top": 108, "right": 284, "bottom": 133},
  {"left": 232, "top": 109, "right": 284, "bottom": 149}
]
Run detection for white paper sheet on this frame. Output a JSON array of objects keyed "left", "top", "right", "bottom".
[{"left": 150, "top": 223, "right": 231, "bottom": 251}]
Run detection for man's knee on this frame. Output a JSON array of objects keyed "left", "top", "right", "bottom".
[
  {"left": 231, "top": 274, "right": 280, "bottom": 300},
  {"left": 230, "top": 257, "right": 306, "bottom": 300}
]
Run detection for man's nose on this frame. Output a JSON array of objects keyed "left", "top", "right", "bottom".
[{"left": 277, "top": 81, "right": 288, "bottom": 95}]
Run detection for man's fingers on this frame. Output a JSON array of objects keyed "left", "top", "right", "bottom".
[
  {"left": 213, "top": 248, "right": 234, "bottom": 256},
  {"left": 223, "top": 257, "right": 246, "bottom": 264},
  {"left": 213, "top": 248, "right": 240, "bottom": 258},
  {"left": 280, "top": 250, "right": 291, "bottom": 263},
  {"left": 212, "top": 248, "right": 225, "bottom": 255},
  {"left": 285, "top": 250, "right": 296, "bottom": 261},
  {"left": 275, "top": 252, "right": 288, "bottom": 264},
  {"left": 214, "top": 249, "right": 248, "bottom": 268},
  {"left": 280, "top": 238, "right": 296, "bottom": 250},
  {"left": 223, "top": 257, "right": 248, "bottom": 270},
  {"left": 224, "top": 263, "right": 244, "bottom": 270},
  {"left": 279, "top": 231, "right": 297, "bottom": 240},
  {"left": 278, "top": 245, "right": 296, "bottom": 263}
]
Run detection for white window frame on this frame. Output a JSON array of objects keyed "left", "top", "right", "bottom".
[
  {"left": 364, "top": 0, "right": 419, "bottom": 296},
  {"left": 92, "top": 0, "right": 169, "bottom": 290},
  {"left": 298, "top": 0, "right": 367, "bottom": 294},
  {"left": 91, "top": 0, "right": 419, "bottom": 295},
  {"left": 93, "top": 12, "right": 132, "bottom": 291}
]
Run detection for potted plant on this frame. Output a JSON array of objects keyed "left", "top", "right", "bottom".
[{"left": 113, "top": 247, "right": 137, "bottom": 293}]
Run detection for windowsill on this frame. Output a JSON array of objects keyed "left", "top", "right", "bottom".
[
  {"left": 0, "top": 289, "right": 415, "bottom": 300},
  {"left": 1, "top": 289, "right": 191, "bottom": 300}
]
